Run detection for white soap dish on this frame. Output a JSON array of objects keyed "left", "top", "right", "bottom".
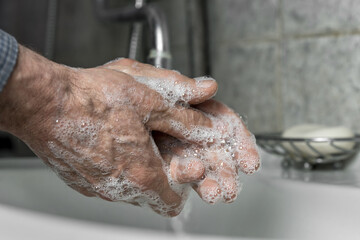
[{"left": 256, "top": 125, "right": 360, "bottom": 170}]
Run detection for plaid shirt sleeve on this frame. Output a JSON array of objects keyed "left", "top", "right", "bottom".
[{"left": 0, "top": 29, "right": 18, "bottom": 92}]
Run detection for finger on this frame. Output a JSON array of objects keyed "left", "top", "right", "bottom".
[
  {"left": 132, "top": 72, "right": 217, "bottom": 105},
  {"left": 170, "top": 156, "right": 205, "bottom": 183},
  {"left": 220, "top": 177, "right": 239, "bottom": 203},
  {"left": 201, "top": 151, "right": 239, "bottom": 203},
  {"left": 125, "top": 169, "right": 184, "bottom": 217},
  {"left": 231, "top": 125, "right": 261, "bottom": 174},
  {"left": 104, "top": 58, "right": 218, "bottom": 105},
  {"left": 148, "top": 106, "right": 213, "bottom": 144},
  {"left": 187, "top": 78, "right": 218, "bottom": 105},
  {"left": 152, "top": 132, "right": 206, "bottom": 183},
  {"left": 194, "top": 99, "right": 234, "bottom": 116},
  {"left": 217, "top": 162, "right": 239, "bottom": 203},
  {"left": 156, "top": 181, "right": 184, "bottom": 217},
  {"left": 193, "top": 178, "right": 222, "bottom": 204},
  {"left": 103, "top": 58, "right": 155, "bottom": 74},
  {"left": 125, "top": 151, "right": 184, "bottom": 216},
  {"left": 236, "top": 145, "right": 261, "bottom": 174}
]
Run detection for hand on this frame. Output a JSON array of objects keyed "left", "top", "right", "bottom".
[
  {"left": 0, "top": 46, "right": 217, "bottom": 216},
  {"left": 154, "top": 100, "right": 260, "bottom": 204}
]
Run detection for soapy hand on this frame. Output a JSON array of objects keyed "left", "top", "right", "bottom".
[
  {"left": 41, "top": 60, "right": 220, "bottom": 217},
  {"left": 154, "top": 100, "right": 260, "bottom": 204}
]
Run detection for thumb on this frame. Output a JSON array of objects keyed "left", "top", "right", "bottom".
[
  {"left": 187, "top": 77, "right": 218, "bottom": 104},
  {"left": 104, "top": 58, "right": 218, "bottom": 104}
]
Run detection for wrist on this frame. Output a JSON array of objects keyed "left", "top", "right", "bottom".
[{"left": 0, "top": 45, "right": 72, "bottom": 140}]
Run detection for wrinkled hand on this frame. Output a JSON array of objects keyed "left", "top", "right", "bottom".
[
  {"left": 41, "top": 59, "right": 220, "bottom": 216},
  {"left": 154, "top": 100, "right": 260, "bottom": 204}
]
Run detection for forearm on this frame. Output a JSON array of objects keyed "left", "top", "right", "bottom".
[{"left": 0, "top": 45, "right": 71, "bottom": 140}]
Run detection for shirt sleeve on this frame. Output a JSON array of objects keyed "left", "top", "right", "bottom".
[{"left": 0, "top": 29, "right": 18, "bottom": 92}]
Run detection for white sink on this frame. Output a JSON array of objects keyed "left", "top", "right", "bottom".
[{"left": 0, "top": 152, "right": 359, "bottom": 239}]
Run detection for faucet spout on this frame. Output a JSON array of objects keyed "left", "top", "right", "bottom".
[
  {"left": 94, "top": 0, "right": 172, "bottom": 69},
  {"left": 143, "top": 5, "right": 171, "bottom": 69}
]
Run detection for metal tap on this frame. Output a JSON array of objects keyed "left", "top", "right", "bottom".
[{"left": 94, "top": 0, "right": 172, "bottom": 69}]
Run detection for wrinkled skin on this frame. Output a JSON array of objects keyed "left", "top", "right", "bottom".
[{"left": 0, "top": 45, "right": 260, "bottom": 217}]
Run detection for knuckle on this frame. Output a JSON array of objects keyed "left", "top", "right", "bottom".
[{"left": 118, "top": 58, "right": 137, "bottom": 66}]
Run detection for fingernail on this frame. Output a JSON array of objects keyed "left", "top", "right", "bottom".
[
  {"left": 194, "top": 76, "right": 215, "bottom": 81},
  {"left": 196, "top": 79, "right": 216, "bottom": 89}
]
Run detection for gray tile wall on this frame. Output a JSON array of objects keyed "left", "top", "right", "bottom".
[
  {"left": 208, "top": 0, "right": 360, "bottom": 133},
  {"left": 283, "top": 0, "right": 360, "bottom": 36}
]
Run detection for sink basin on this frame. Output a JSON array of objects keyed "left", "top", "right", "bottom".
[
  {"left": 183, "top": 175, "right": 360, "bottom": 239},
  {"left": 0, "top": 152, "right": 359, "bottom": 239}
]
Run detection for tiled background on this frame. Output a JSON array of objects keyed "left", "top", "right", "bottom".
[
  {"left": 0, "top": 0, "right": 360, "bottom": 155},
  {"left": 208, "top": 0, "right": 360, "bottom": 133}
]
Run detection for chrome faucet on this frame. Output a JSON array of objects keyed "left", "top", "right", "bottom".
[{"left": 94, "top": 0, "right": 172, "bottom": 69}]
